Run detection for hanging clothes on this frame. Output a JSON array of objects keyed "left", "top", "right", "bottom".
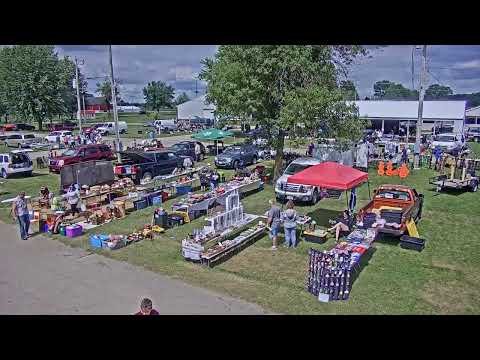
[{"left": 349, "top": 188, "right": 357, "bottom": 213}]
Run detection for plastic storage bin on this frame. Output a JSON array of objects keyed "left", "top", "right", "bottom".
[
  {"left": 400, "top": 235, "right": 425, "bottom": 252},
  {"left": 89, "top": 234, "right": 109, "bottom": 249},
  {"left": 133, "top": 198, "right": 148, "bottom": 211},
  {"left": 176, "top": 185, "right": 192, "bottom": 195},
  {"left": 152, "top": 196, "right": 162, "bottom": 205},
  {"left": 66, "top": 224, "right": 83, "bottom": 238}
]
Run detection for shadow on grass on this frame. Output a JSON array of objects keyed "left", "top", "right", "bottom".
[
  {"left": 306, "top": 207, "right": 343, "bottom": 228},
  {"left": 428, "top": 187, "right": 473, "bottom": 197},
  {"left": 374, "top": 233, "right": 401, "bottom": 246}
]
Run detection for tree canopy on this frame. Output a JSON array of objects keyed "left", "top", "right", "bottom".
[
  {"left": 96, "top": 79, "right": 120, "bottom": 108},
  {"left": 200, "top": 45, "right": 367, "bottom": 179},
  {"left": 143, "top": 81, "right": 175, "bottom": 110},
  {"left": 373, "top": 80, "right": 418, "bottom": 100},
  {"left": 425, "top": 84, "right": 453, "bottom": 99},
  {"left": 339, "top": 80, "right": 359, "bottom": 101},
  {"left": 0, "top": 45, "right": 76, "bottom": 129},
  {"left": 175, "top": 92, "right": 190, "bottom": 105}
]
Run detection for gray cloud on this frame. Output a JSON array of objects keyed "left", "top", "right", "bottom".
[{"left": 55, "top": 45, "right": 480, "bottom": 102}]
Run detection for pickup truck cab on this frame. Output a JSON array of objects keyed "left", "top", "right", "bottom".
[
  {"left": 49, "top": 144, "right": 115, "bottom": 173},
  {"left": 358, "top": 184, "right": 424, "bottom": 237},
  {"left": 0, "top": 151, "right": 33, "bottom": 178},
  {"left": 45, "top": 130, "right": 73, "bottom": 143},
  {"left": 275, "top": 157, "right": 322, "bottom": 204},
  {"left": 115, "top": 150, "right": 183, "bottom": 184}
]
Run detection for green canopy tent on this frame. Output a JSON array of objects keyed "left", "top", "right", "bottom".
[{"left": 191, "top": 128, "right": 234, "bottom": 155}]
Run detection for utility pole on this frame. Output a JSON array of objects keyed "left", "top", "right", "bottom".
[
  {"left": 108, "top": 45, "right": 121, "bottom": 162},
  {"left": 74, "top": 57, "right": 83, "bottom": 132},
  {"left": 82, "top": 93, "right": 86, "bottom": 121},
  {"left": 414, "top": 45, "right": 427, "bottom": 169}
]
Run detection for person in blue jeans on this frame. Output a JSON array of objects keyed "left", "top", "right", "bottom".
[
  {"left": 11, "top": 191, "right": 31, "bottom": 240},
  {"left": 267, "top": 199, "right": 281, "bottom": 250},
  {"left": 282, "top": 200, "right": 298, "bottom": 248}
]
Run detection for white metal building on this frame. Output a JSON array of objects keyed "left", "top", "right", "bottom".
[
  {"left": 351, "top": 100, "right": 466, "bottom": 135},
  {"left": 466, "top": 106, "right": 480, "bottom": 126},
  {"left": 177, "top": 95, "right": 216, "bottom": 120}
]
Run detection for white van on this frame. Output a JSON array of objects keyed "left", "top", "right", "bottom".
[
  {"left": 97, "top": 121, "right": 128, "bottom": 135},
  {"left": 153, "top": 119, "right": 177, "bottom": 132},
  {"left": 0, "top": 150, "right": 33, "bottom": 178}
]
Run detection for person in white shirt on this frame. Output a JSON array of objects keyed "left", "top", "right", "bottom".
[{"left": 195, "top": 143, "right": 202, "bottom": 161}]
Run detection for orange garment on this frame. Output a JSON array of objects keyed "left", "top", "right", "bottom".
[
  {"left": 377, "top": 161, "right": 385, "bottom": 176},
  {"left": 398, "top": 163, "right": 410, "bottom": 178},
  {"left": 385, "top": 161, "right": 394, "bottom": 176}
]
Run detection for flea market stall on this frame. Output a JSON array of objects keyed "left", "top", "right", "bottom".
[{"left": 287, "top": 162, "right": 374, "bottom": 302}]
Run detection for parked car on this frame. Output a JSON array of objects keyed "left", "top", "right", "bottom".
[
  {"left": 214, "top": 144, "right": 259, "bottom": 169},
  {"left": 14, "top": 123, "right": 36, "bottom": 131},
  {"left": 169, "top": 141, "right": 206, "bottom": 161},
  {"left": 275, "top": 157, "right": 322, "bottom": 204},
  {"left": 358, "top": 184, "right": 424, "bottom": 237},
  {"left": 5, "top": 133, "right": 36, "bottom": 148},
  {"left": 430, "top": 133, "right": 464, "bottom": 153},
  {"left": 0, "top": 150, "right": 33, "bottom": 178},
  {"left": 48, "top": 144, "right": 115, "bottom": 173},
  {"left": 114, "top": 150, "right": 183, "bottom": 184},
  {"left": 466, "top": 127, "right": 480, "bottom": 142},
  {"left": 97, "top": 121, "right": 128, "bottom": 135},
  {"left": 0, "top": 124, "right": 17, "bottom": 132},
  {"left": 45, "top": 131, "right": 73, "bottom": 143}
]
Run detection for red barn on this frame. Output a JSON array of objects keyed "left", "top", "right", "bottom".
[{"left": 85, "top": 97, "right": 112, "bottom": 112}]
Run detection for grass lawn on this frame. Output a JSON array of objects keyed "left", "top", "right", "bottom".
[{"left": 1, "top": 151, "right": 480, "bottom": 314}]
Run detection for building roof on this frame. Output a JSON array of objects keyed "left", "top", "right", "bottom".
[
  {"left": 466, "top": 105, "right": 480, "bottom": 117},
  {"left": 177, "top": 95, "right": 216, "bottom": 120},
  {"left": 351, "top": 100, "right": 466, "bottom": 120}
]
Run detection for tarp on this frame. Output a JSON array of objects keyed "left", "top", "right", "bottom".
[
  {"left": 191, "top": 128, "right": 233, "bottom": 141},
  {"left": 287, "top": 161, "right": 368, "bottom": 191},
  {"left": 60, "top": 160, "right": 114, "bottom": 189}
]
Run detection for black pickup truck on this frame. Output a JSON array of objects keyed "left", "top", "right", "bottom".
[{"left": 114, "top": 150, "right": 183, "bottom": 184}]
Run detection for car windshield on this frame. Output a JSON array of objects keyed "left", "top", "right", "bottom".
[
  {"left": 49, "top": 132, "right": 59, "bottom": 136},
  {"left": 62, "top": 149, "right": 77, "bottom": 156},
  {"left": 171, "top": 144, "right": 188, "bottom": 150},
  {"left": 375, "top": 189, "right": 411, "bottom": 201},
  {"left": 24, "top": 134, "right": 35, "bottom": 139},
  {"left": 435, "top": 136, "right": 455, "bottom": 142},
  {"left": 284, "top": 163, "right": 313, "bottom": 175},
  {"left": 224, "top": 146, "right": 242, "bottom": 154}
]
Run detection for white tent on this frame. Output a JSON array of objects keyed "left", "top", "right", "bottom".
[{"left": 177, "top": 95, "right": 216, "bottom": 120}]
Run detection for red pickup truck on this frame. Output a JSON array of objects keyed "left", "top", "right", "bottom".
[
  {"left": 358, "top": 184, "right": 424, "bottom": 237},
  {"left": 49, "top": 144, "right": 115, "bottom": 173}
]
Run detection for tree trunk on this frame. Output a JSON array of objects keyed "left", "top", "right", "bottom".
[
  {"left": 38, "top": 118, "right": 43, "bottom": 131},
  {"left": 273, "top": 132, "right": 285, "bottom": 182}
]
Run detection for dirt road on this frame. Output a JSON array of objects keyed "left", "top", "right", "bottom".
[{"left": 0, "top": 221, "right": 267, "bottom": 315}]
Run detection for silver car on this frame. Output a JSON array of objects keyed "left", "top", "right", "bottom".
[{"left": 5, "top": 133, "right": 36, "bottom": 148}]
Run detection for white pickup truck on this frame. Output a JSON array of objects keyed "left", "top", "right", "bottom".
[{"left": 275, "top": 157, "right": 322, "bottom": 204}]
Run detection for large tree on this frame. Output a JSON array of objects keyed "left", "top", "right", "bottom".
[
  {"left": 175, "top": 92, "right": 190, "bottom": 105},
  {"left": 373, "top": 80, "right": 418, "bottom": 100},
  {"left": 0, "top": 45, "right": 76, "bottom": 130},
  {"left": 340, "top": 80, "right": 359, "bottom": 100},
  {"left": 143, "top": 81, "right": 175, "bottom": 110},
  {"left": 200, "top": 45, "right": 367, "bottom": 180},
  {"left": 96, "top": 80, "right": 120, "bottom": 107},
  {"left": 425, "top": 84, "right": 453, "bottom": 99}
]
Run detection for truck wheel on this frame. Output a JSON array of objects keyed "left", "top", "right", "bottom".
[
  {"left": 1, "top": 169, "right": 8, "bottom": 179},
  {"left": 470, "top": 180, "right": 478, "bottom": 192},
  {"left": 232, "top": 160, "right": 239, "bottom": 169},
  {"left": 252, "top": 156, "right": 257, "bottom": 164},
  {"left": 310, "top": 189, "right": 319, "bottom": 205}
]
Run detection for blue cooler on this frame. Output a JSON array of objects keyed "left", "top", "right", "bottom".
[
  {"left": 89, "top": 234, "right": 109, "bottom": 249},
  {"left": 134, "top": 198, "right": 148, "bottom": 211}
]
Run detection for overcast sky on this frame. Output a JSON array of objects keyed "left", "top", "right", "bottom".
[{"left": 56, "top": 45, "right": 480, "bottom": 103}]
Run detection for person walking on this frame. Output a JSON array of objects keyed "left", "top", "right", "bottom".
[
  {"left": 195, "top": 142, "right": 202, "bottom": 162},
  {"left": 64, "top": 184, "right": 80, "bottom": 217},
  {"left": 267, "top": 199, "right": 281, "bottom": 251},
  {"left": 11, "top": 191, "right": 31, "bottom": 240},
  {"left": 282, "top": 200, "right": 298, "bottom": 248}
]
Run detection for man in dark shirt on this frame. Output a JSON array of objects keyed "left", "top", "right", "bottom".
[{"left": 135, "top": 298, "right": 159, "bottom": 315}]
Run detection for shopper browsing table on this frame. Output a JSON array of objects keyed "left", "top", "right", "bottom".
[
  {"left": 282, "top": 200, "right": 298, "bottom": 248},
  {"left": 64, "top": 185, "right": 80, "bottom": 217},
  {"left": 11, "top": 191, "right": 31, "bottom": 240},
  {"left": 267, "top": 199, "right": 281, "bottom": 251}
]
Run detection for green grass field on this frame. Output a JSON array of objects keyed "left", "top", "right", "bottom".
[{"left": 1, "top": 146, "right": 480, "bottom": 314}]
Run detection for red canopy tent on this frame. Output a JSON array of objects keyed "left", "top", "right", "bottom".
[{"left": 287, "top": 162, "right": 368, "bottom": 190}]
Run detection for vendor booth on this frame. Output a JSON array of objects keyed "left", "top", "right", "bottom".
[{"left": 191, "top": 128, "right": 233, "bottom": 155}]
